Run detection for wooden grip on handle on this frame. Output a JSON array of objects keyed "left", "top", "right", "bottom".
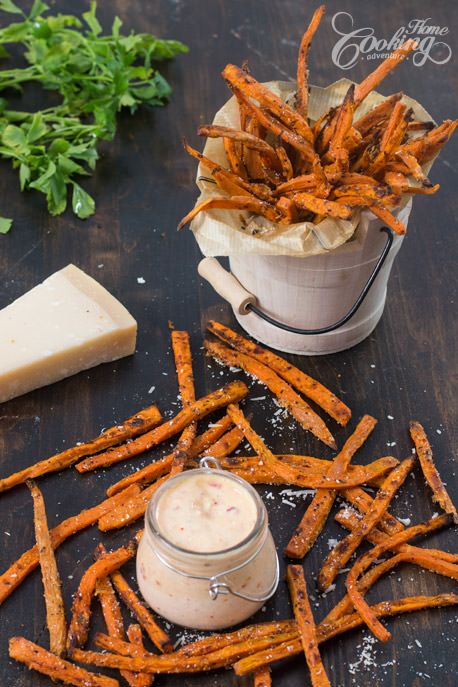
[{"left": 198, "top": 258, "right": 257, "bottom": 315}]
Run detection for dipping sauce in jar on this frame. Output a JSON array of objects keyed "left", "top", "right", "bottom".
[{"left": 136, "top": 462, "right": 278, "bottom": 630}]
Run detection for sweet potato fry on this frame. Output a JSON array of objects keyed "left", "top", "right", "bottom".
[
  {"left": 205, "top": 339, "right": 336, "bottom": 448},
  {"left": 287, "top": 565, "right": 331, "bottom": 687},
  {"left": 94, "top": 632, "right": 152, "bottom": 660},
  {"left": 171, "top": 330, "right": 196, "bottom": 472},
  {"left": 254, "top": 665, "right": 272, "bottom": 687},
  {"left": 242, "top": 114, "right": 268, "bottom": 180},
  {"left": 213, "top": 407, "right": 393, "bottom": 489},
  {"left": 275, "top": 144, "right": 294, "bottom": 180},
  {"left": 331, "top": 534, "right": 458, "bottom": 625},
  {"left": 275, "top": 173, "right": 317, "bottom": 195},
  {"left": 276, "top": 195, "right": 300, "bottom": 223},
  {"left": 106, "top": 414, "right": 234, "bottom": 496},
  {"left": 175, "top": 619, "right": 297, "bottom": 658},
  {"left": 127, "top": 625, "right": 153, "bottom": 687},
  {"left": 9, "top": 636, "right": 119, "bottom": 687},
  {"left": 221, "top": 453, "right": 398, "bottom": 489},
  {"left": 170, "top": 423, "right": 195, "bottom": 473},
  {"left": 0, "top": 484, "right": 140, "bottom": 606},
  {"left": 185, "top": 140, "right": 272, "bottom": 200},
  {"left": 314, "top": 108, "right": 339, "bottom": 157},
  {"left": 320, "top": 531, "right": 458, "bottom": 634},
  {"left": 285, "top": 414, "right": 377, "bottom": 558},
  {"left": 93, "top": 620, "right": 298, "bottom": 666},
  {"left": 75, "top": 380, "right": 248, "bottom": 472},
  {"left": 0, "top": 404, "right": 162, "bottom": 493},
  {"left": 340, "top": 485, "right": 405, "bottom": 536},
  {"left": 339, "top": 173, "right": 379, "bottom": 186},
  {"left": 346, "top": 513, "right": 453, "bottom": 641},
  {"left": 342, "top": 546, "right": 458, "bottom": 630},
  {"left": 296, "top": 5, "right": 325, "bottom": 118},
  {"left": 223, "top": 135, "right": 248, "bottom": 179},
  {"left": 328, "top": 84, "right": 355, "bottom": 160},
  {"left": 399, "top": 119, "right": 457, "bottom": 163},
  {"left": 100, "top": 475, "right": 169, "bottom": 531},
  {"left": 318, "top": 592, "right": 458, "bottom": 643},
  {"left": 233, "top": 593, "right": 458, "bottom": 675},
  {"left": 353, "top": 92, "right": 403, "bottom": 135},
  {"left": 291, "top": 191, "right": 353, "bottom": 219},
  {"left": 108, "top": 453, "right": 174, "bottom": 497},
  {"left": 407, "top": 120, "right": 435, "bottom": 132},
  {"left": 366, "top": 201, "right": 406, "bottom": 235},
  {"left": 379, "top": 101, "right": 408, "bottom": 150},
  {"left": 334, "top": 182, "right": 396, "bottom": 203},
  {"left": 66, "top": 533, "right": 141, "bottom": 654},
  {"left": 342, "top": 126, "right": 363, "bottom": 151},
  {"left": 207, "top": 319, "right": 351, "bottom": 425},
  {"left": 177, "top": 194, "right": 278, "bottom": 231},
  {"left": 217, "top": 452, "right": 397, "bottom": 486},
  {"left": 74, "top": 626, "right": 299, "bottom": 673},
  {"left": 199, "top": 124, "right": 279, "bottom": 164},
  {"left": 127, "top": 625, "right": 144, "bottom": 643},
  {"left": 97, "top": 576, "right": 144, "bottom": 687},
  {"left": 95, "top": 543, "right": 172, "bottom": 653},
  {"left": 335, "top": 506, "right": 458, "bottom": 563},
  {"left": 383, "top": 171, "right": 439, "bottom": 195},
  {"left": 226, "top": 403, "right": 364, "bottom": 489},
  {"left": 323, "top": 148, "right": 349, "bottom": 184},
  {"left": 350, "top": 130, "right": 382, "bottom": 172},
  {"left": 383, "top": 170, "right": 409, "bottom": 194},
  {"left": 395, "top": 150, "right": 433, "bottom": 186},
  {"left": 229, "top": 82, "right": 317, "bottom": 161},
  {"left": 312, "top": 104, "right": 336, "bottom": 138},
  {"left": 222, "top": 63, "right": 314, "bottom": 144},
  {"left": 97, "top": 576, "right": 125, "bottom": 638},
  {"left": 353, "top": 40, "right": 417, "bottom": 106},
  {"left": 206, "top": 168, "right": 257, "bottom": 198},
  {"left": 317, "top": 456, "right": 415, "bottom": 590},
  {"left": 27, "top": 479, "right": 66, "bottom": 658},
  {"left": 200, "top": 423, "right": 246, "bottom": 460},
  {"left": 333, "top": 194, "right": 395, "bottom": 213},
  {"left": 410, "top": 421, "right": 457, "bottom": 522},
  {"left": 384, "top": 106, "right": 412, "bottom": 153},
  {"left": 172, "top": 330, "right": 195, "bottom": 406},
  {"left": 111, "top": 569, "right": 173, "bottom": 653}
]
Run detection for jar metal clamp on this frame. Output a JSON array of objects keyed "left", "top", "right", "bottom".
[{"left": 152, "top": 457, "right": 280, "bottom": 603}]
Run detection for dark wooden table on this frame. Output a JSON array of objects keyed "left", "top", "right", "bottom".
[{"left": 1, "top": 1, "right": 457, "bottom": 685}]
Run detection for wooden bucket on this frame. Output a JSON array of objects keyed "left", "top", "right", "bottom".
[{"left": 199, "top": 205, "right": 410, "bottom": 355}]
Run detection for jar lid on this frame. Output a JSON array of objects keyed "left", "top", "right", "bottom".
[{"left": 145, "top": 459, "right": 266, "bottom": 558}]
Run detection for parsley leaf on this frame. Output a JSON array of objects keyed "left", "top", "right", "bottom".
[
  {"left": 0, "top": 1, "right": 188, "bottom": 228},
  {"left": 0, "top": 216, "right": 13, "bottom": 233}
]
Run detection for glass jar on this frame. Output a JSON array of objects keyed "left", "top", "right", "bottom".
[{"left": 136, "top": 459, "right": 279, "bottom": 630}]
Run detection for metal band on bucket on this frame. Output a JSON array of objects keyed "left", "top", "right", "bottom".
[{"left": 246, "top": 226, "right": 394, "bottom": 335}]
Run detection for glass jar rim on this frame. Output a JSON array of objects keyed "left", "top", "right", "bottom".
[{"left": 145, "top": 467, "right": 266, "bottom": 558}]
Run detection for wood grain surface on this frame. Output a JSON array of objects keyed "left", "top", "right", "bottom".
[{"left": 0, "top": 1, "right": 456, "bottom": 686}]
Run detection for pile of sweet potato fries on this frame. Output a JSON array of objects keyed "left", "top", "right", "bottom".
[
  {"left": 2, "top": 318, "right": 457, "bottom": 687},
  {"left": 178, "top": 5, "right": 456, "bottom": 236}
]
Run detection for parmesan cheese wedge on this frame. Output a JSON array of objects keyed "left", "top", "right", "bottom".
[{"left": 0, "top": 264, "right": 137, "bottom": 403}]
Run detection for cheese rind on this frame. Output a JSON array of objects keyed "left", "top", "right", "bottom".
[{"left": 0, "top": 264, "right": 137, "bottom": 403}]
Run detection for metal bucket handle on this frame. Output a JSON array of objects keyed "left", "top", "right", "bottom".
[{"left": 198, "top": 226, "right": 394, "bottom": 336}]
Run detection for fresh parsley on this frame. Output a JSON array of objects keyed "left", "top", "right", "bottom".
[{"left": 0, "top": 0, "right": 188, "bottom": 230}]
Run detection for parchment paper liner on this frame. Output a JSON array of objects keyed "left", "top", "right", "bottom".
[{"left": 190, "top": 78, "right": 436, "bottom": 257}]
